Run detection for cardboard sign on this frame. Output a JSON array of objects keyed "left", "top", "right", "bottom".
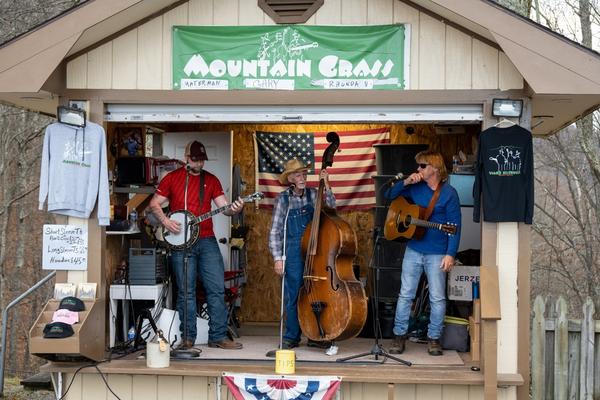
[
  {"left": 42, "top": 224, "right": 88, "bottom": 270},
  {"left": 447, "top": 265, "right": 480, "bottom": 301}
]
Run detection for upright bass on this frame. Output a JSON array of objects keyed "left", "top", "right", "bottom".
[{"left": 297, "top": 132, "right": 367, "bottom": 342}]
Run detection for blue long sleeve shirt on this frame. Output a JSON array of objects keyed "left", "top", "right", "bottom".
[{"left": 385, "top": 181, "right": 461, "bottom": 257}]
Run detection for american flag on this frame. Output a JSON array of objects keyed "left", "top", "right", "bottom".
[
  {"left": 223, "top": 373, "right": 341, "bottom": 400},
  {"left": 254, "top": 128, "right": 390, "bottom": 210}
]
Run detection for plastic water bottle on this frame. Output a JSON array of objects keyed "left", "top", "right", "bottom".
[
  {"left": 127, "top": 326, "right": 136, "bottom": 343},
  {"left": 452, "top": 155, "right": 460, "bottom": 173},
  {"left": 130, "top": 209, "right": 138, "bottom": 224},
  {"left": 129, "top": 209, "right": 138, "bottom": 232}
]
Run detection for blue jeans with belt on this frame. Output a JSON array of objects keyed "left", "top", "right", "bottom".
[
  {"left": 393, "top": 247, "right": 447, "bottom": 340},
  {"left": 283, "top": 203, "right": 313, "bottom": 344},
  {"left": 171, "top": 236, "right": 227, "bottom": 343}
]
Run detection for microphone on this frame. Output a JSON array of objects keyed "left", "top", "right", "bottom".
[
  {"left": 185, "top": 164, "right": 192, "bottom": 172},
  {"left": 288, "top": 183, "right": 296, "bottom": 193},
  {"left": 387, "top": 173, "right": 405, "bottom": 185}
]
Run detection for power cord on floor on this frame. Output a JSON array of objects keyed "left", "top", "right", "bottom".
[{"left": 58, "top": 361, "right": 122, "bottom": 400}]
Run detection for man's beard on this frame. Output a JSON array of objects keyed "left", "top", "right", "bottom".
[{"left": 186, "top": 165, "right": 202, "bottom": 174}]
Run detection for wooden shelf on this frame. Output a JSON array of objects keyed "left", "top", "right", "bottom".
[
  {"left": 106, "top": 229, "right": 141, "bottom": 235},
  {"left": 113, "top": 186, "right": 155, "bottom": 194}
]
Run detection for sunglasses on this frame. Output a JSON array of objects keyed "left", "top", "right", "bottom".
[{"left": 417, "top": 163, "right": 429, "bottom": 169}]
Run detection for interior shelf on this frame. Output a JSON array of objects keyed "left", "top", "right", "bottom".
[{"left": 113, "top": 186, "right": 155, "bottom": 194}]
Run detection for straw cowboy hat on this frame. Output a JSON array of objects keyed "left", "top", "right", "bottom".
[{"left": 279, "top": 158, "right": 311, "bottom": 184}]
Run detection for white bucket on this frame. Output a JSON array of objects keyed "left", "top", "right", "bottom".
[{"left": 146, "top": 339, "right": 170, "bottom": 368}]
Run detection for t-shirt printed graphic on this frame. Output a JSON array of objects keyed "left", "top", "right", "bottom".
[
  {"left": 487, "top": 145, "right": 522, "bottom": 176},
  {"left": 473, "top": 125, "right": 534, "bottom": 224}
]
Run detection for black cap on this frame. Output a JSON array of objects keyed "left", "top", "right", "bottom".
[
  {"left": 43, "top": 322, "right": 74, "bottom": 338},
  {"left": 188, "top": 141, "right": 208, "bottom": 162},
  {"left": 58, "top": 296, "right": 85, "bottom": 312}
]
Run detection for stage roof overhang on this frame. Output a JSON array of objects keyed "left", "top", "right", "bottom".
[{"left": 0, "top": 0, "right": 599, "bottom": 136}]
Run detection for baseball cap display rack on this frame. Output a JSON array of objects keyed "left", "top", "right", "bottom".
[{"left": 29, "top": 298, "right": 105, "bottom": 362}]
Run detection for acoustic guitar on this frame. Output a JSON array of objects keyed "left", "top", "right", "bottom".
[{"left": 384, "top": 196, "right": 457, "bottom": 241}]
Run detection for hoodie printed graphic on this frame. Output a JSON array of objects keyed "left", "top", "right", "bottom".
[{"left": 39, "top": 122, "right": 110, "bottom": 225}]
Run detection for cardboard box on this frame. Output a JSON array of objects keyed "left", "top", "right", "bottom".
[{"left": 447, "top": 265, "right": 480, "bottom": 301}]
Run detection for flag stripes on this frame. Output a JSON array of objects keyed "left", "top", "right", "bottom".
[
  {"left": 223, "top": 373, "right": 341, "bottom": 400},
  {"left": 255, "top": 128, "right": 389, "bottom": 211}
]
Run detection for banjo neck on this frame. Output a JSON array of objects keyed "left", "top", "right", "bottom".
[
  {"left": 189, "top": 204, "right": 233, "bottom": 226},
  {"left": 187, "top": 192, "right": 263, "bottom": 226}
]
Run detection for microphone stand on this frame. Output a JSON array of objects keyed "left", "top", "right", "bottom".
[
  {"left": 336, "top": 212, "right": 411, "bottom": 365},
  {"left": 171, "top": 168, "right": 201, "bottom": 359},
  {"left": 266, "top": 186, "right": 294, "bottom": 357}
]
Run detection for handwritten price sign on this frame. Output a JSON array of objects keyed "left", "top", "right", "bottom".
[{"left": 42, "top": 224, "right": 88, "bottom": 270}]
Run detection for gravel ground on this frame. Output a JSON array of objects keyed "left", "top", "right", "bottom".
[{"left": 3, "top": 377, "right": 55, "bottom": 400}]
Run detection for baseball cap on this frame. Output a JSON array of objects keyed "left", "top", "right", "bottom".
[
  {"left": 52, "top": 309, "right": 79, "bottom": 325},
  {"left": 43, "top": 322, "right": 74, "bottom": 338},
  {"left": 186, "top": 140, "right": 208, "bottom": 162},
  {"left": 58, "top": 296, "right": 85, "bottom": 312}
]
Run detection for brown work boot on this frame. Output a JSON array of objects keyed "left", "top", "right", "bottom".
[
  {"left": 179, "top": 339, "right": 195, "bottom": 349},
  {"left": 427, "top": 338, "right": 443, "bottom": 356},
  {"left": 208, "top": 338, "right": 243, "bottom": 350},
  {"left": 389, "top": 335, "right": 406, "bottom": 354}
]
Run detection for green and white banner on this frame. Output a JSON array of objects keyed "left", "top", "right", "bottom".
[{"left": 172, "top": 25, "right": 406, "bottom": 91}]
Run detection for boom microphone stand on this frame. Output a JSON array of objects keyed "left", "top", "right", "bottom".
[
  {"left": 171, "top": 168, "right": 201, "bottom": 359},
  {"left": 336, "top": 229, "right": 411, "bottom": 365},
  {"left": 266, "top": 187, "right": 294, "bottom": 358}
]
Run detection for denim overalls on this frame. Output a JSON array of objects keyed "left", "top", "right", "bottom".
[{"left": 282, "top": 189, "right": 314, "bottom": 344}]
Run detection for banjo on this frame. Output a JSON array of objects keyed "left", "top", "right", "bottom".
[{"left": 158, "top": 192, "right": 264, "bottom": 250}]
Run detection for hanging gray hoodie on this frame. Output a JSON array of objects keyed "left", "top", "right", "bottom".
[{"left": 38, "top": 121, "right": 110, "bottom": 225}]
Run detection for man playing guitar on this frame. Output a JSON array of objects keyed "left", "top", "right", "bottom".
[
  {"left": 385, "top": 150, "right": 461, "bottom": 356},
  {"left": 149, "top": 140, "right": 244, "bottom": 350}
]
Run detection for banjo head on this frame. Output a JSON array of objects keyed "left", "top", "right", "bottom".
[{"left": 163, "top": 210, "right": 199, "bottom": 250}]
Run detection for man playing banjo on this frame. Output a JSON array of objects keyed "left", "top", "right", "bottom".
[{"left": 149, "top": 140, "right": 244, "bottom": 350}]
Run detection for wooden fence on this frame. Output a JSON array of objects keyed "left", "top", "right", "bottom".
[{"left": 531, "top": 296, "right": 599, "bottom": 400}]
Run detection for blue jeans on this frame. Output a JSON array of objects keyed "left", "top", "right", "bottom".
[
  {"left": 171, "top": 237, "right": 227, "bottom": 343},
  {"left": 393, "top": 247, "right": 447, "bottom": 339}
]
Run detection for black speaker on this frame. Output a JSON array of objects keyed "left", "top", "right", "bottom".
[
  {"left": 370, "top": 239, "right": 405, "bottom": 301},
  {"left": 374, "top": 239, "right": 407, "bottom": 268},
  {"left": 359, "top": 298, "right": 397, "bottom": 339},
  {"left": 374, "top": 144, "right": 429, "bottom": 175},
  {"left": 373, "top": 206, "right": 388, "bottom": 230},
  {"left": 370, "top": 266, "right": 402, "bottom": 302},
  {"left": 372, "top": 175, "right": 394, "bottom": 206}
]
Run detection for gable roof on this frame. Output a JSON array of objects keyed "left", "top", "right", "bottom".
[{"left": 0, "top": 0, "right": 598, "bottom": 135}]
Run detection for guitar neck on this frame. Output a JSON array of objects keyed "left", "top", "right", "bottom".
[{"left": 411, "top": 218, "right": 448, "bottom": 232}]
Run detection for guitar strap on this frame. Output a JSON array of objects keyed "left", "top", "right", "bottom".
[
  {"left": 423, "top": 181, "right": 444, "bottom": 221},
  {"left": 198, "top": 170, "right": 205, "bottom": 208}
]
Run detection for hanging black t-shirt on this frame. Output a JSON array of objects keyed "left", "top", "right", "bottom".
[{"left": 473, "top": 125, "right": 533, "bottom": 224}]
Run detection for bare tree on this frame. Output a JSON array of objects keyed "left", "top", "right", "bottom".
[
  {"left": 493, "top": 0, "right": 534, "bottom": 17},
  {"left": 529, "top": 0, "right": 600, "bottom": 314},
  {"left": 0, "top": 0, "right": 84, "bottom": 45},
  {"left": 0, "top": 0, "right": 84, "bottom": 379}
]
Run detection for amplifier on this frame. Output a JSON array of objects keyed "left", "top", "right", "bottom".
[{"left": 128, "top": 248, "right": 167, "bottom": 285}]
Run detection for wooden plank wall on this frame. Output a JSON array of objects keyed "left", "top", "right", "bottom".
[
  {"left": 531, "top": 296, "right": 599, "bottom": 400},
  {"left": 105, "top": 122, "right": 478, "bottom": 323},
  {"left": 66, "top": 0, "right": 523, "bottom": 91},
  {"left": 61, "top": 373, "right": 488, "bottom": 400}
]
